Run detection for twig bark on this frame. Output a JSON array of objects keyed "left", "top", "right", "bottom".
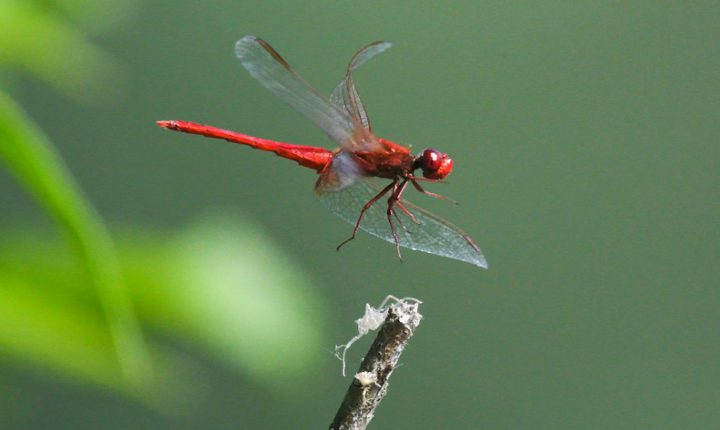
[{"left": 329, "top": 300, "right": 423, "bottom": 430}]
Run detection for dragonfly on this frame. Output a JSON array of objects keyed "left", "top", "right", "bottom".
[{"left": 157, "top": 35, "right": 488, "bottom": 268}]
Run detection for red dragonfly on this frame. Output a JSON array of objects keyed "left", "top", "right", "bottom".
[{"left": 157, "top": 36, "right": 487, "bottom": 268}]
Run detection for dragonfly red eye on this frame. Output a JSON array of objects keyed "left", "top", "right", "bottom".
[{"left": 418, "top": 148, "right": 453, "bottom": 179}]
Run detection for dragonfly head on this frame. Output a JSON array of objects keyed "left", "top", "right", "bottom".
[{"left": 415, "top": 148, "right": 453, "bottom": 179}]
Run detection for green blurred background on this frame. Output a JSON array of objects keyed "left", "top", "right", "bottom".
[{"left": 1, "top": 1, "right": 718, "bottom": 428}]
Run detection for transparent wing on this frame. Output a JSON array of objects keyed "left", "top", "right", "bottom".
[
  {"left": 330, "top": 41, "right": 392, "bottom": 132},
  {"left": 320, "top": 178, "right": 488, "bottom": 268},
  {"left": 235, "top": 35, "right": 355, "bottom": 146},
  {"left": 315, "top": 151, "right": 362, "bottom": 192}
]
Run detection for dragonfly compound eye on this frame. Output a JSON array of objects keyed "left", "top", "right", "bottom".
[{"left": 419, "top": 148, "right": 453, "bottom": 179}]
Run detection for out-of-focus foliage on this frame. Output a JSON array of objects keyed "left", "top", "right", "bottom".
[
  {"left": 0, "top": 0, "right": 135, "bottom": 102},
  {"left": 0, "top": 89, "right": 151, "bottom": 388},
  {"left": 0, "top": 215, "right": 326, "bottom": 398},
  {"left": 123, "top": 216, "right": 327, "bottom": 387},
  {"left": 0, "top": 0, "right": 326, "bottom": 404},
  {"left": 0, "top": 0, "right": 153, "bottom": 389}
]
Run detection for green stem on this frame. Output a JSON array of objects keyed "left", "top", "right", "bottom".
[{"left": 0, "top": 90, "right": 151, "bottom": 387}]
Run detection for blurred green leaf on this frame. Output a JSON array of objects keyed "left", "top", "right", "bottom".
[
  {"left": 0, "top": 271, "right": 125, "bottom": 390},
  {"left": 51, "top": 0, "right": 139, "bottom": 35},
  {"left": 0, "top": 257, "right": 208, "bottom": 407},
  {"left": 0, "top": 216, "right": 327, "bottom": 396},
  {"left": 147, "top": 216, "right": 327, "bottom": 386},
  {"left": 0, "top": 0, "right": 122, "bottom": 103},
  {"left": 0, "top": 0, "right": 325, "bottom": 400},
  {"left": 118, "top": 216, "right": 328, "bottom": 391},
  {"left": 0, "top": 90, "right": 151, "bottom": 388}
]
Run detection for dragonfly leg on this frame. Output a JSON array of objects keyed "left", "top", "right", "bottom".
[
  {"left": 388, "top": 181, "right": 416, "bottom": 230},
  {"left": 409, "top": 176, "right": 446, "bottom": 183},
  {"left": 386, "top": 179, "right": 410, "bottom": 260},
  {"left": 395, "top": 201, "right": 420, "bottom": 225},
  {"left": 409, "top": 177, "right": 458, "bottom": 204},
  {"left": 392, "top": 177, "right": 419, "bottom": 224},
  {"left": 391, "top": 206, "right": 410, "bottom": 232},
  {"left": 336, "top": 179, "right": 397, "bottom": 251},
  {"left": 388, "top": 202, "right": 418, "bottom": 236}
]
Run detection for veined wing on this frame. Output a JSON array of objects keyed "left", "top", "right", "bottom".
[
  {"left": 235, "top": 35, "right": 355, "bottom": 147},
  {"left": 330, "top": 41, "right": 392, "bottom": 135},
  {"left": 320, "top": 177, "right": 488, "bottom": 268}
]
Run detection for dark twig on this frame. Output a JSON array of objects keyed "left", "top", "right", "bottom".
[{"left": 329, "top": 300, "right": 423, "bottom": 430}]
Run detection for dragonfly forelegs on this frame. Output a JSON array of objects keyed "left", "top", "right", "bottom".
[
  {"left": 336, "top": 179, "right": 396, "bottom": 252},
  {"left": 409, "top": 177, "right": 458, "bottom": 205},
  {"left": 385, "top": 179, "right": 411, "bottom": 260}
]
